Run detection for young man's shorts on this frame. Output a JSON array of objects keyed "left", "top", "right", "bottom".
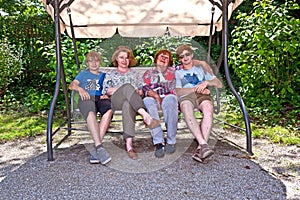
[
  {"left": 179, "top": 92, "right": 212, "bottom": 107},
  {"left": 78, "top": 96, "right": 111, "bottom": 120}
]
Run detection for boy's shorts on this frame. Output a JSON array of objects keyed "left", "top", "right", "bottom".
[
  {"left": 179, "top": 92, "right": 212, "bottom": 108},
  {"left": 78, "top": 96, "right": 111, "bottom": 120}
]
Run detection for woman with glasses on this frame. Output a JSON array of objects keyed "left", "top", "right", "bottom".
[
  {"left": 142, "top": 49, "right": 178, "bottom": 158},
  {"left": 102, "top": 46, "right": 160, "bottom": 160},
  {"left": 175, "top": 44, "right": 222, "bottom": 163}
]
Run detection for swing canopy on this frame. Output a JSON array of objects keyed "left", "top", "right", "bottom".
[{"left": 41, "top": 0, "right": 242, "bottom": 38}]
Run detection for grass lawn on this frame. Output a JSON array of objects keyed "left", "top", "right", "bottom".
[
  {"left": 224, "top": 111, "right": 300, "bottom": 146},
  {"left": 0, "top": 112, "right": 65, "bottom": 143}
]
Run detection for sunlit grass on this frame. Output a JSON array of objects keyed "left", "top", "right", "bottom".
[
  {"left": 224, "top": 111, "right": 300, "bottom": 146},
  {"left": 0, "top": 112, "right": 66, "bottom": 142}
]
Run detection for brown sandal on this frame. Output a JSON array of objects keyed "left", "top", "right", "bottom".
[{"left": 127, "top": 149, "right": 138, "bottom": 160}]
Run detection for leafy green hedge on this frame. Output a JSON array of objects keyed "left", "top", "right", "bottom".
[
  {"left": 228, "top": 0, "right": 300, "bottom": 126},
  {"left": 0, "top": 14, "right": 55, "bottom": 112}
]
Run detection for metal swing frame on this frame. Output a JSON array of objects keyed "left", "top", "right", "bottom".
[{"left": 45, "top": 0, "right": 253, "bottom": 161}]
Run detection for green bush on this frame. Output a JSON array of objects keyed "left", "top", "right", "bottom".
[
  {"left": 228, "top": 0, "right": 300, "bottom": 125},
  {"left": 0, "top": 39, "right": 23, "bottom": 98},
  {"left": 0, "top": 14, "right": 55, "bottom": 113}
]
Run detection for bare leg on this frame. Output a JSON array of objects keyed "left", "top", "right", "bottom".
[
  {"left": 99, "top": 109, "right": 113, "bottom": 141},
  {"left": 198, "top": 100, "right": 214, "bottom": 142},
  {"left": 137, "top": 108, "right": 152, "bottom": 125},
  {"left": 180, "top": 101, "right": 206, "bottom": 148},
  {"left": 86, "top": 111, "right": 101, "bottom": 147},
  {"left": 125, "top": 137, "right": 133, "bottom": 151}
]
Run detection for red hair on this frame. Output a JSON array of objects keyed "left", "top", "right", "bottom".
[{"left": 154, "top": 49, "right": 173, "bottom": 66}]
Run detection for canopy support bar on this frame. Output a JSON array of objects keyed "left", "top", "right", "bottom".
[
  {"left": 67, "top": 7, "right": 80, "bottom": 72},
  {"left": 47, "top": 0, "right": 73, "bottom": 161},
  {"left": 68, "top": 22, "right": 212, "bottom": 28}
]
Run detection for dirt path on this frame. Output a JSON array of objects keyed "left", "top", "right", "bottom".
[{"left": 220, "top": 131, "right": 300, "bottom": 199}]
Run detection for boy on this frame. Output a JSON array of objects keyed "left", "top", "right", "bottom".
[{"left": 69, "top": 51, "right": 112, "bottom": 165}]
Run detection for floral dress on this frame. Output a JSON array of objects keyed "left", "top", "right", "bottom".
[{"left": 102, "top": 68, "right": 143, "bottom": 94}]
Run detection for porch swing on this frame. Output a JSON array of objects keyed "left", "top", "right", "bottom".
[{"left": 41, "top": 0, "right": 252, "bottom": 161}]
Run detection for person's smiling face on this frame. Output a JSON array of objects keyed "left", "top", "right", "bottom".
[
  {"left": 116, "top": 51, "right": 130, "bottom": 69},
  {"left": 178, "top": 50, "right": 193, "bottom": 65},
  {"left": 156, "top": 53, "right": 170, "bottom": 67},
  {"left": 86, "top": 58, "right": 101, "bottom": 73}
]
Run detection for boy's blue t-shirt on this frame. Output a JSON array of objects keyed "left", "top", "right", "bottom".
[{"left": 75, "top": 70, "right": 106, "bottom": 96}]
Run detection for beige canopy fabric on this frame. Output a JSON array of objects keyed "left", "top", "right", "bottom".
[{"left": 41, "top": 0, "right": 242, "bottom": 38}]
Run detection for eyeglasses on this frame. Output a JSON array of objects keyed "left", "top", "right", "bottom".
[
  {"left": 179, "top": 52, "right": 191, "bottom": 59},
  {"left": 159, "top": 54, "right": 169, "bottom": 60}
]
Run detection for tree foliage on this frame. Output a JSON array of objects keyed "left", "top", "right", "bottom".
[
  {"left": 0, "top": 0, "right": 44, "bottom": 16},
  {"left": 0, "top": 1, "right": 55, "bottom": 112},
  {"left": 0, "top": 39, "right": 23, "bottom": 95},
  {"left": 228, "top": 0, "right": 300, "bottom": 125}
]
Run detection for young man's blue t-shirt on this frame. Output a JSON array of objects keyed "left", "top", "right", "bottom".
[
  {"left": 75, "top": 70, "right": 105, "bottom": 96},
  {"left": 175, "top": 66, "right": 215, "bottom": 88}
]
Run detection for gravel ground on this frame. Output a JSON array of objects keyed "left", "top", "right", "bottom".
[{"left": 0, "top": 121, "right": 299, "bottom": 200}]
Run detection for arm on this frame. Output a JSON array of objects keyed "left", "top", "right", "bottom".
[
  {"left": 193, "top": 60, "right": 214, "bottom": 75},
  {"left": 142, "top": 70, "right": 152, "bottom": 96},
  {"left": 102, "top": 70, "right": 117, "bottom": 96},
  {"left": 175, "top": 88, "right": 194, "bottom": 97},
  {"left": 69, "top": 79, "right": 91, "bottom": 100},
  {"left": 194, "top": 77, "right": 222, "bottom": 94},
  {"left": 147, "top": 89, "right": 162, "bottom": 107}
]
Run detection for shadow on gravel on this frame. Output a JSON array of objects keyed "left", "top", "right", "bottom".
[{"left": 0, "top": 136, "right": 287, "bottom": 200}]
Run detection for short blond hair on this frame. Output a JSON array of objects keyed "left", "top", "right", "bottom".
[{"left": 85, "top": 51, "right": 102, "bottom": 64}]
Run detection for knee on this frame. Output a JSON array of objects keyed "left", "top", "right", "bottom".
[
  {"left": 167, "top": 95, "right": 178, "bottom": 104},
  {"left": 201, "top": 102, "right": 214, "bottom": 116},
  {"left": 86, "top": 111, "right": 96, "bottom": 121},
  {"left": 163, "top": 97, "right": 178, "bottom": 110},
  {"left": 122, "top": 83, "right": 134, "bottom": 91},
  {"left": 143, "top": 97, "right": 155, "bottom": 106},
  {"left": 104, "top": 109, "right": 113, "bottom": 117},
  {"left": 180, "top": 101, "right": 189, "bottom": 110}
]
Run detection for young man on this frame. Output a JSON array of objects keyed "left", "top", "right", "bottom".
[
  {"left": 175, "top": 45, "right": 222, "bottom": 162},
  {"left": 69, "top": 51, "right": 113, "bottom": 165}
]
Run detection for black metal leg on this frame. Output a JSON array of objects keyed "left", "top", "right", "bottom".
[{"left": 222, "top": 0, "right": 253, "bottom": 155}]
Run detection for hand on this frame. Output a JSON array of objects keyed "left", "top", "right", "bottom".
[
  {"left": 100, "top": 94, "right": 109, "bottom": 99},
  {"left": 194, "top": 81, "right": 208, "bottom": 94},
  {"left": 136, "top": 89, "right": 144, "bottom": 97},
  {"left": 155, "top": 96, "right": 162, "bottom": 110},
  {"left": 78, "top": 88, "right": 91, "bottom": 100},
  {"left": 107, "top": 87, "right": 117, "bottom": 96},
  {"left": 147, "top": 90, "right": 162, "bottom": 109},
  {"left": 202, "top": 88, "right": 211, "bottom": 95}
]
